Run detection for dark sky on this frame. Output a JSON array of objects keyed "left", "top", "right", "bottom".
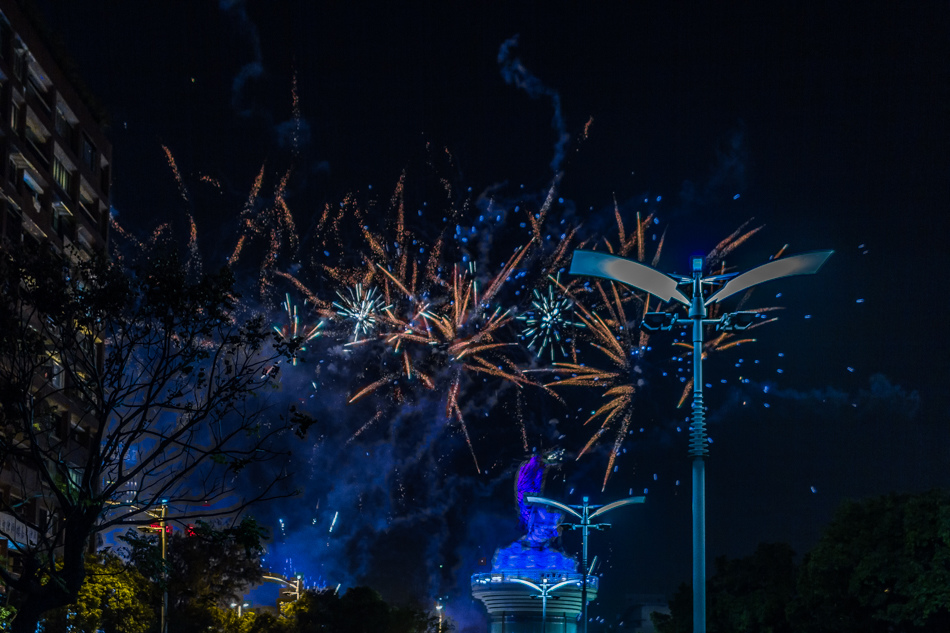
[{"left": 35, "top": 0, "right": 950, "bottom": 628}]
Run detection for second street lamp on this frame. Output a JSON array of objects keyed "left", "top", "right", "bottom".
[
  {"left": 569, "top": 247, "right": 832, "bottom": 633},
  {"left": 508, "top": 577, "right": 578, "bottom": 633},
  {"left": 527, "top": 494, "right": 645, "bottom": 633}
]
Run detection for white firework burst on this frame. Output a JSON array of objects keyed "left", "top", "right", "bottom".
[
  {"left": 332, "top": 283, "right": 391, "bottom": 342},
  {"left": 517, "top": 283, "right": 584, "bottom": 360}
]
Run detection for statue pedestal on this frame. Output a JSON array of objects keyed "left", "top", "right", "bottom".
[{"left": 471, "top": 571, "right": 598, "bottom": 633}]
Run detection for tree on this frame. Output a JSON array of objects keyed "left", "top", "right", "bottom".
[
  {"left": 654, "top": 491, "right": 950, "bottom": 633},
  {"left": 0, "top": 243, "right": 294, "bottom": 632},
  {"left": 653, "top": 542, "right": 797, "bottom": 633},
  {"left": 286, "top": 586, "right": 443, "bottom": 633},
  {"left": 121, "top": 517, "right": 267, "bottom": 633},
  {"left": 793, "top": 489, "right": 950, "bottom": 633},
  {"left": 40, "top": 552, "right": 155, "bottom": 633}
]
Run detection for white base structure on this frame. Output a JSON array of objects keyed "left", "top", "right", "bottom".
[{"left": 472, "top": 572, "right": 598, "bottom": 633}]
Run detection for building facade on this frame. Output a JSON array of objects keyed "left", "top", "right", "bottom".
[
  {"left": 0, "top": 0, "right": 111, "bottom": 578},
  {"left": 0, "top": 0, "right": 110, "bottom": 256}
]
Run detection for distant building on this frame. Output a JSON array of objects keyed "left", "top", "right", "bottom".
[
  {"left": 0, "top": 0, "right": 111, "bottom": 255},
  {"left": 0, "top": 0, "right": 111, "bottom": 578},
  {"left": 619, "top": 594, "right": 668, "bottom": 633}
]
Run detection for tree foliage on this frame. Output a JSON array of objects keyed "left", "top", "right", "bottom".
[
  {"left": 0, "top": 243, "right": 293, "bottom": 632},
  {"left": 284, "top": 586, "right": 443, "bottom": 633},
  {"left": 794, "top": 489, "right": 950, "bottom": 633},
  {"left": 655, "top": 490, "right": 950, "bottom": 633},
  {"left": 120, "top": 516, "right": 267, "bottom": 631},
  {"left": 653, "top": 542, "right": 796, "bottom": 633},
  {"left": 41, "top": 552, "right": 155, "bottom": 633}
]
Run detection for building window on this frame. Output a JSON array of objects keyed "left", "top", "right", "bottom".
[
  {"left": 80, "top": 135, "right": 96, "bottom": 173},
  {"left": 26, "top": 75, "right": 50, "bottom": 114},
  {"left": 100, "top": 163, "right": 110, "bottom": 196},
  {"left": 9, "top": 101, "right": 20, "bottom": 133},
  {"left": 12, "top": 49, "right": 24, "bottom": 81},
  {"left": 54, "top": 109, "right": 74, "bottom": 145},
  {"left": 51, "top": 204, "right": 73, "bottom": 241},
  {"left": 78, "top": 187, "right": 95, "bottom": 219},
  {"left": 0, "top": 21, "right": 8, "bottom": 61},
  {"left": 24, "top": 119, "right": 48, "bottom": 166},
  {"left": 3, "top": 202, "right": 22, "bottom": 243},
  {"left": 44, "top": 356, "right": 64, "bottom": 389},
  {"left": 23, "top": 171, "right": 43, "bottom": 213},
  {"left": 52, "top": 157, "right": 73, "bottom": 195}
]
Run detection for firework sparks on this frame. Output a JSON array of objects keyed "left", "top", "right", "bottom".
[
  {"left": 353, "top": 253, "right": 542, "bottom": 473},
  {"left": 161, "top": 144, "right": 190, "bottom": 202},
  {"left": 273, "top": 293, "right": 324, "bottom": 366},
  {"left": 199, "top": 174, "right": 222, "bottom": 190},
  {"left": 545, "top": 213, "right": 766, "bottom": 489},
  {"left": 332, "top": 283, "right": 392, "bottom": 343},
  {"left": 517, "top": 278, "right": 585, "bottom": 360},
  {"left": 307, "top": 175, "right": 547, "bottom": 471},
  {"left": 542, "top": 212, "right": 660, "bottom": 488}
]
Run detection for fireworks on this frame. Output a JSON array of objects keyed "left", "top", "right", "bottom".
[
  {"left": 349, "top": 249, "right": 542, "bottom": 473},
  {"left": 332, "top": 283, "right": 392, "bottom": 343},
  {"left": 517, "top": 279, "right": 584, "bottom": 360},
  {"left": 161, "top": 144, "right": 190, "bottom": 203},
  {"left": 544, "top": 211, "right": 768, "bottom": 490},
  {"left": 144, "top": 108, "right": 784, "bottom": 496},
  {"left": 273, "top": 293, "right": 324, "bottom": 366},
  {"left": 541, "top": 211, "right": 662, "bottom": 489}
]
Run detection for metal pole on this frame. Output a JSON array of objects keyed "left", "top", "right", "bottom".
[
  {"left": 581, "top": 496, "right": 589, "bottom": 633},
  {"left": 160, "top": 503, "right": 168, "bottom": 633},
  {"left": 541, "top": 578, "right": 548, "bottom": 633},
  {"left": 688, "top": 267, "right": 708, "bottom": 633}
]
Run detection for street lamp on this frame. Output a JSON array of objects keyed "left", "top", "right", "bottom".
[
  {"left": 527, "top": 495, "right": 645, "bottom": 633},
  {"left": 435, "top": 598, "right": 444, "bottom": 633},
  {"left": 263, "top": 572, "right": 303, "bottom": 619},
  {"left": 508, "top": 576, "right": 579, "bottom": 633},
  {"left": 139, "top": 502, "right": 170, "bottom": 633},
  {"left": 570, "top": 248, "right": 832, "bottom": 633},
  {"left": 262, "top": 573, "right": 303, "bottom": 602}
]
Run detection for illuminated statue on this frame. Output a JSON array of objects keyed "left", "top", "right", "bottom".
[{"left": 492, "top": 450, "right": 578, "bottom": 573}]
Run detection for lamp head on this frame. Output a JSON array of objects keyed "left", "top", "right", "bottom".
[
  {"left": 717, "top": 311, "right": 767, "bottom": 331},
  {"left": 691, "top": 255, "right": 704, "bottom": 272},
  {"left": 641, "top": 312, "right": 677, "bottom": 331}
]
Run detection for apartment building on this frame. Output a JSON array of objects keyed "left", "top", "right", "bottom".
[
  {"left": 0, "top": 0, "right": 110, "bottom": 255},
  {"left": 0, "top": 0, "right": 110, "bottom": 578}
]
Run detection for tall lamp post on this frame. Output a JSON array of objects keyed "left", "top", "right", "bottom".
[
  {"left": 140, "top": 502, "right": 169, "bottom": 633},
  {"left": 569, "top": 248, "right": 832, "bottom": 633},
  {"left": 527, "top": 495, "right": 645, "bottom": 633}
]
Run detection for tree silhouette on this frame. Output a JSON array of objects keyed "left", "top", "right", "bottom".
[{"left": 0, "top": 243, "right": 294, "bottom": 632}]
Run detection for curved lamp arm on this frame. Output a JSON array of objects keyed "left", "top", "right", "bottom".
[
  {"left": 570, "top": 250, "right": 690, "bottom": 306},
  {"left": 705, "top": 250, "right": 833, "bottom": 305},
  {"left": 526, "top": 496, "right": 582, "bottom": 521},
  {"left": 589, "top": 496, "right": 645, "bottom": 520}
]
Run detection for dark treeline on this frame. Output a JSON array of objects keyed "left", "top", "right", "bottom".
[{"left": 653, "top": 489, "right": 950, "bottom": 633}]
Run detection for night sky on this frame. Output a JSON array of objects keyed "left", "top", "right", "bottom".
[{"left": 34, "top": 0, "right": 950, "bottom": 629}]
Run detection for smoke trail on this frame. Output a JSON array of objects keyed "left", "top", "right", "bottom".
[
  {"left": 497, "top": 35, "right": 570, "bottom": 174},
  {"left": 220, "top": 0, "right": 265, "bottom": 117}
]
